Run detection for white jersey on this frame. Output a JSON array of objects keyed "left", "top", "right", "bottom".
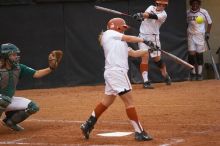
[
  {"left": 101, "top": 29, "right": 130, "bottom": 71},
  {"left": 139, "top": 5, "right": 167, "bottom": 35},
  {"left": 187, "top": 8, "right": 212, "bottom": 35}
]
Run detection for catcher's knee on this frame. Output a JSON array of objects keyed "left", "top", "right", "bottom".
[
  {"left": 154, "top": 59, "right": 165, "bottom": 69},
  {"left": 196, "top": 53, "right": 204, "bottom": 65},
  {"left": 26, "top": 101, "right": 39, "bottom": 115}
]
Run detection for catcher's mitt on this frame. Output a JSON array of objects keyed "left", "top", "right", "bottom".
[{"left": 48, "top": 50, "right": 63, "bottom": 70}]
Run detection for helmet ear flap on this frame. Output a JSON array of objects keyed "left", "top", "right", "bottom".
[{"left": 108, "top": 23, "right": 115, "bottom": 29}]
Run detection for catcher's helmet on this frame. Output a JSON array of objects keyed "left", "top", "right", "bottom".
[
  {"left": 190, "top": 0, "right": 201, "bottom": 5},
  {"left": 0, "top": 43, "right": 20, "bottom": 58},
  {"left": 0, "top": 43, "right": 20, "bottom": 66},
  {"left": 107, "top": 18, "right": 128, "bottom": 33},
  {"left": 155, "top": 0, "right": 169, "bottom": 5}
]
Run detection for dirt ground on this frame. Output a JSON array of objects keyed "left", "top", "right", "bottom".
[{"left": 0, "top": 80, "right": 220, "bottom": 146}]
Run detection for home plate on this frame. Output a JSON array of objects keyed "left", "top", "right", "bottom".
[{"left": 97, "top": 132, "right": 133, "bottom": 137}]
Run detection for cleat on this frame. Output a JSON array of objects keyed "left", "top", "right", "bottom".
[
  {"left": 80, "top": 123, "right": 91, "bottom": 139},
  {"left": 135, "top": 131, "right": 153, "bottom": 141},
  {"left": 80, "top": 116, "right": 97, "bottom": 139},
  {"left": 164, "top": 74, "right": 172, "bottom": 85},
  {"left": 143, "top": 81, "right": 154, "bottom": 89},
  {"left": 197, "top": 74, "right": 203, "bottom": 81},
  {"left": 189, "top": 73, "right": 196, "bottom": 81},
  {"left": 2, "top": 119, "right": 24, "bottom": 131}
]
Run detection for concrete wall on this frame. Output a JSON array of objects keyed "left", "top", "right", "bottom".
[{"left": 187, "top": 0, "right": 220, "bottom": 63}]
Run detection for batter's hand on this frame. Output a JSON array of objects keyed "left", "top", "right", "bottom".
[
  {"left": 132, "top": 13, "right": 144, "bottom": 22},
  {"left": 48, "top": 50, "right": 63, "bottom": 70},
  {"left": 143, "top": 39, "right": 159, "bottom": 52}
]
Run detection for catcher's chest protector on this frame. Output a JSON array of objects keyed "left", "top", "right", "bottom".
[{"left": 0, "top": 66, "right": 20, "bottom": 97}]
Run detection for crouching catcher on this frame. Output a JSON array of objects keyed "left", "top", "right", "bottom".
[{"left": 0, "top": 43, "right": 63, "bottom": 131}]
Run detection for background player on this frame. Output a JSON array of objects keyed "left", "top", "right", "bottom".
[
  {"left": 187, "top": 0, "right": 212, "bottom": 81},
  {"left": 132, "top": 0, "right": 171, "bottom": 89},
  {"left": 80, "top": 18, "right": 155, "bottom": 141},
  {"left": 0, "top": 43, "right": 62, "bottom": 131}
]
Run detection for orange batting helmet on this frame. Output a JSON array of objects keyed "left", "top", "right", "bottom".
[
  {"left": 107, "top": 18, "right": 128, "bottom": 33},
  {"left": 155, "top": 0, "right": 169, "bottom": 5}
]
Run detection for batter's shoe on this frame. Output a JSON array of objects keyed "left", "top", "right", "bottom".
[
  {"left": 164, "top": 74, "right": 172, "bottom": 85},
  {"left": 197, "top": 74, "right": 203, "bottom": 81},
  {"left": 135, "top": 131, "right": 153, "bottom": 141},
  {"left": 2, "top": 119, "right": 24, "bottom": 131},
  {"left": 143, "top": 81, "right": 154, "bottom": 89},
  {"left": 189, "top": 73, "right": 196, "bottom": 81},
  {"left": 80, "top": 116, "right": 97, "bottom": 139}
]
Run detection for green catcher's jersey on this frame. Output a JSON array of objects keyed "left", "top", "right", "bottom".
[{"left": 0, "top": 64, "right": 36, "bottom": 98}]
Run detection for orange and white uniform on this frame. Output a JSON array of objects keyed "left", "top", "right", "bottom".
[
  {"left": 187, "top": 8, "right": 212, "bottom": 53},
  {"left": 138, "top": 5, "right": 167, "bottom": 58},
  {"left": 101, "top": 29, "right": 132, "bottom": 96}
]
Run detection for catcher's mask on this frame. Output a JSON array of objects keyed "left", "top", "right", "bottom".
[
  {"left": 155, "top": 0, "right": 169, "bottom": 5},
  {"left": 107, "top": 18, "right": 129, "bottom": 33},
  {"left": 0, "top": 43, "right": 20, "bottom": 66}
]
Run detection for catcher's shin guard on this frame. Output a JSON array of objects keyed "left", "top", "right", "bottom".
[
  {"left": 80, "top": 116, "right": 97, "bottom": 139},
  {"left": 2, "top": 110, "right": 28, "bottom": 131},
  {"left": 2, "top": 117, "right": 24, "bottom": 131},
  {"left": 2, "top": 101, "right": 39, "bottom": 131}
]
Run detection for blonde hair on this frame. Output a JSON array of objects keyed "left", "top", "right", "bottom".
[{"left": 98, "top": 31, "right": 103, "bottom": 47}]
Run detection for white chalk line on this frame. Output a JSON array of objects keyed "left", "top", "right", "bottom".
[
  {"left": 159, "top": 138, "right": 185, "bottom": 146},
  {"left": 27, "top": 119, "right": 129, "bottom": 125},
  {"left": 26, "top": 119, "right": 220, "bottom": 127},
  {"left": 0, "top": 141, "right": 122, "bottom": 146},
  {"left": 1, "top": 119, "right": 218, "bottom": 146}
]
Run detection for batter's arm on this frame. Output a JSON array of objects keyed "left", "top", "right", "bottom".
[
  {"left": 122, "top": 35, "right": 144, "bottom": 43},
  {"left": 128, "top": 48, "right": 148, "bottom": 58}
]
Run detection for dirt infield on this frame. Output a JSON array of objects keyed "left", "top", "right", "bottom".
[{"left": 0, "top": 80, "right": 220, "bottom": 146}]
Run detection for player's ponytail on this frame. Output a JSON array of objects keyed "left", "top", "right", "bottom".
[{"left": 98, "top": 31, "right": 103, "bottom": 47}]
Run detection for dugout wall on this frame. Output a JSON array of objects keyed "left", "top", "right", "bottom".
[{"left": 0, "top": 0, "right": 188, "bottom": 89}]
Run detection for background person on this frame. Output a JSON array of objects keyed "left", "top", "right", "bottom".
[
  {"left": 187, "top": 0, "right": 212, "bottom": 81},
  {"left": 132, "top": 0, "right": 171, "bottom": 89}
]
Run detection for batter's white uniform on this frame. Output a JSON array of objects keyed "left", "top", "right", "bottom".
[
  {"left": 187, "top": 8, "right": 212, "bottom": 53},
  {"left": 101, "top": 30, "right": 132, "bottom": 96},
  {"left": 138, "top": 5, "right": 167, "bottom": 58}
]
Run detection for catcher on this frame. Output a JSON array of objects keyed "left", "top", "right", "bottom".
[{"left": 0, "top": 43, "right": 63, "bottom": 131}]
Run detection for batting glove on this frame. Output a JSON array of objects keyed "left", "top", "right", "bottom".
[
  {"left": 143, "top": 39, "right": 159, "bottom": 52},
  {"left": 132, "top": 13, "right": 144, "bottom": 22}
]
